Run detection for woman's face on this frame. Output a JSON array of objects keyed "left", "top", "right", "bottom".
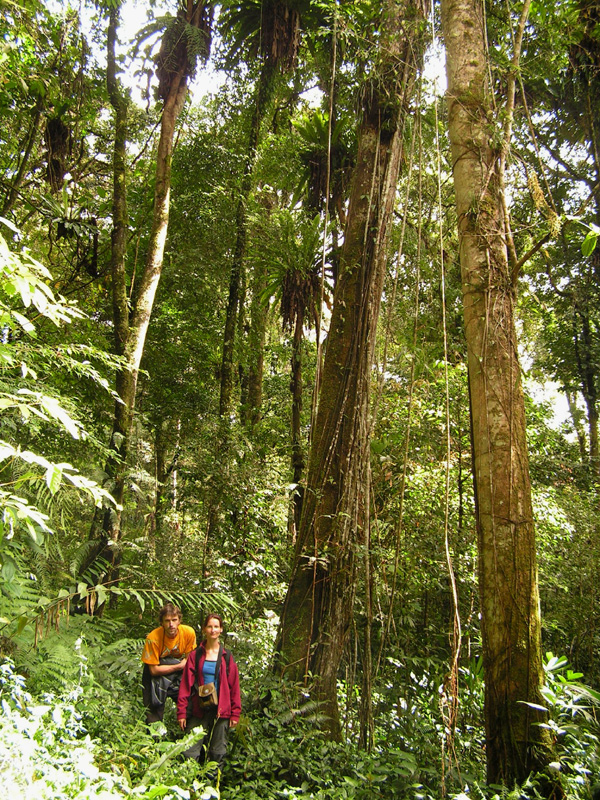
[{"left": 203, "top": 616, "right": 223, "bottom": 642}]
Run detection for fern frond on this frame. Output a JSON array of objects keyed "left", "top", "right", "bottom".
[{"left": 279, "top": 698, "right": 325, "bottom": 725}]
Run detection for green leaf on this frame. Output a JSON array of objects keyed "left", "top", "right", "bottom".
[
  {"left": 544, "top": 653, "right": 568, "bottom": 672},
  {"left": 95, "top": 584, "right": 108, "bottom": 607},
  {"left": 16, "top": 616, "right": 28, "bottom": 635},
  {"left": 582, "top": 231, "right": 598, "bottom": 257},
  {"left": 565, "top": 670, "right": 584, "bottom": 681},
  {"left": 1, "top": 558, "right": 16, "bottom": 582},
  {"left": 0, "top": 441, "right": 16, "bottom": 460},
  {"left": 10, "top": 310, "right": 35, "bottom": 333},
  {"left": 39, "top": 395, "right": 81, "bottom": 439},
  {"left": 140, "top": 727, "right": 206, "bottom": 785},
  {"left": 25, "top": 518, "right": 42, "bottom": 543},
  {"left": 131, "top": 589, "right": 145, "bottom": 612},
  {"left": 45, "top": 464, "right": 63, "bottom": 495},
  {"left": 0, "top": 217, "right": 19, "bottom": 235},
  {"left": 521, "top": 701, "right": 548, "bottom": 712}
]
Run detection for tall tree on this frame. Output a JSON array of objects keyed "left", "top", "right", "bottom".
[
  {"left": 441, "top": 0, "right": 558, "bottom": 789},
  {"left": 275, "top": 0, "right": 429, "bottom": 738},
  {"left": 261, "top": 209, "right": 322, "bottom": 530},
  {"left": 85, "top": 1, "right": 213, "bottom": 574},
  {"left": 217, "top": 0, "right": 305, "bottom": 418}
]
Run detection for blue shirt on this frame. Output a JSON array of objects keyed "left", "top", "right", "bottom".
[{"left": 202, "top": 659, "right": 219, "bottom": 694}]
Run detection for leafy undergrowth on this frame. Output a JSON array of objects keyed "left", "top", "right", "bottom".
[
  {"left": 0, "top": 618, "right": 599, "bottom": 800},
  {"left": 0, "top": 654, "right": 213, "bottom": 799}
]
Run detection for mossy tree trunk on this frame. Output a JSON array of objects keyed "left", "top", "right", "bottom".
[
  {"left": 85, "top": 3, "right": 211, "bottom": 577},
  {"left": 441, "top": 0, "right": 558, "bottom": 789},
  {"left": 85, "top": 4, "right": 132, "bottom": 572}
]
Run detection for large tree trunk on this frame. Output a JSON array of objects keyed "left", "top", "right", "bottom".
[
  {"left": 441, "top": 0, "right": 557, "bottom": 789},
  {"left": 275, "top": 0, "right": 428, "bottom": 739},
  {"left": 85, "top": 4, "right": 209, "bottom": 575}
]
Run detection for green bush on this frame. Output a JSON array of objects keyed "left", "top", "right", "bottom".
[
  {"left": 2, "top": 607, "right": 599, "bottom": 800},
  {"left": 0, "top": 657, "right": 131, "bottom": 798}
]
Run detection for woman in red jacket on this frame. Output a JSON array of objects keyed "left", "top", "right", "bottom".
[{"left": 177, "top": 613, "right": 241, "bottom": 773}]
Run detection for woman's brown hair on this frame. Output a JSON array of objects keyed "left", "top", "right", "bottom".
[{"left": 202, "top": 613, "right": 224, "bottom": 628}]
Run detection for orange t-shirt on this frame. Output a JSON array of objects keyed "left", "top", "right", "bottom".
[{"left": 141, "top": 624, "right": 196, "bottom": 665}]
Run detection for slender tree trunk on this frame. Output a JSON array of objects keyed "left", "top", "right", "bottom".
[
  {"left": 290, "top": 309, "right": 305, "bottom": 535},
  {"left": 237, "top": 263, "right": 249, "bottom": 414},
  {"left": 85, "top": 4, "right": 131, "bottom": 564},
  {"left": 566, "top": 390, "right": 588, "bottom": 466},
  {"left": 219, "top": 60, "right": 276, "bottom": 417},
  {"left": 104, "top": 69, "right": 187, "bottom": 557},
  {"left": 585, "top": 396, "right": 599, "bottom": 482},
  {"left": 572, "top": 4, "right": 600, "bottom": 484},
  {"left": 441, "top": 0, "right": 558, "bottom": 789},
  {"left": 152, "top": 418, "right": 180, "bottom": 562},
  {"left": 246, "top": 193, "right": 275, "bottom": 425},
  {"left": 275, "top": 0, "right": 428, "bottom": 738},
  {"left": 85, "top": 5, "right": 207, "bottom": 575},
  {"left": 574, "top": 308, "right": 600, "bottom": 483},
  {"left": 358, "top": 464, "right": 374, "bottom": 751},
  {"left": 246, "top": 260, "right": 268, "bottom": 424},
  {"left": 2, "top": 100, "right": 43, "bottom": 216}
]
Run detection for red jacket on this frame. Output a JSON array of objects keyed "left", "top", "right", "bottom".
[{"left": 177, "top": 643, "right": 241, "bottom": 723}]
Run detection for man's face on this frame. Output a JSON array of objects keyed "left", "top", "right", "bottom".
[{"left": 162, "top": 613, "right": 181, "bottom": 638}]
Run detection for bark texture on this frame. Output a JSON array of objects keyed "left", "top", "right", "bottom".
[
  {"left": 275, "top": 0, "right": 429, "bottom": 738},
  {"left": 441, "top": 0, "right": 557, "bottom": 788}
]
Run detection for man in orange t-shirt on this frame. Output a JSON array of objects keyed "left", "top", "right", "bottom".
[{"left": 141, "top": 603, "right": 196, "bottom": 724}]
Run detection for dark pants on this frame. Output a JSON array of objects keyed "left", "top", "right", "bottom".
[
  {"left": 183, "top": 710, "right": 230, "bottom": 772},
  {"left": 141, "top": 664, "right": 180, "bottom": 724}
]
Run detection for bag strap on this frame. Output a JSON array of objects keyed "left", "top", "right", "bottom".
[
  {"left": 213, "top": 643, "right": 224, "bottom": 687},
  {"left": 194, "top": 643, "right": 202, "bottom": 688},
  {"left": 195, "top": 643, "right": 229, "bottom": 688}
]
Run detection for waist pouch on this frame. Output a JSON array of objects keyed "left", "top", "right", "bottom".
[{"left": 198, "top": 681, "right": 218, "bottom": 709}]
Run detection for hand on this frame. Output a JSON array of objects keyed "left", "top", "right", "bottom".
[
  {"left": 178, "top": 718, "right": 187, "bottom": 731},
  {"left": 229, "top": 719, "right": 238, "bottom": 729},
  {"left": 178, "top": 657, "right": 187, "bottom": 671}
]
